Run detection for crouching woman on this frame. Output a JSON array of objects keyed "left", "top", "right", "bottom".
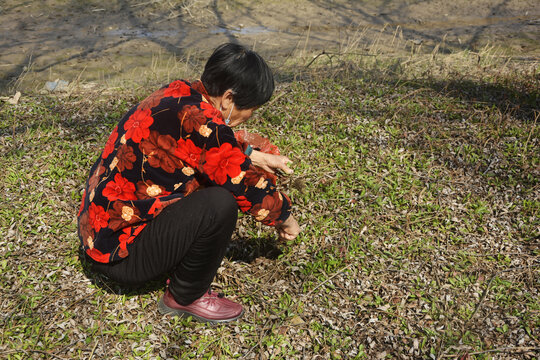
[{"left": 77, "top": 43, "right": 300, "bottom": 323}]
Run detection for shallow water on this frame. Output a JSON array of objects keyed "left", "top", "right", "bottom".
[
  {"left": 105, "top": 29, "right": 184, "bottom": 39},
  {"left": 210, "top": 26, "right": 273, "bottom": 35}
]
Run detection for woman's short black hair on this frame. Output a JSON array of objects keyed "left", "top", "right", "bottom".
[{"left": 201, "top": 43, "right": 274, "bottom": 109}]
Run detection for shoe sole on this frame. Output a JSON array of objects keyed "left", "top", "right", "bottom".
[{"left": 158, "top": 298, "right": 244, "bottom": 324}]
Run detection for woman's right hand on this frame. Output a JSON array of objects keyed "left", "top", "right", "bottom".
[
  {"left": 250, "top": 150, "right": 293, "bottom": 175},
  {"left": 276, "top": 215, "right": 300, "bottom": 241}
]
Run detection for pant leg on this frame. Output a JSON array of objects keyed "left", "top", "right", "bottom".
[{"left": 90, "top": 186, "right": 238, "bottom": 305}]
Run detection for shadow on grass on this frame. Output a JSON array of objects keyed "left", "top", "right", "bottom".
[
  {"left": 279, "top": 56, "right": 538, "bottom": 121},
  {"left": 226, "top": 236, "right": 282, "bottom": 263},
  {"left": 405, "top": 76, "right": 539, "bottom": 122}
]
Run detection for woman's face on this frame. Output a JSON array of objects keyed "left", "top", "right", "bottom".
[
  {"left": 212, "top": 89, "right": 259, "bottom": 127},
  {"left": 226, "top": 106, "right": 258, "bottom": 127}
]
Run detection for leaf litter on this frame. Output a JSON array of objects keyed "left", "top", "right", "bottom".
[{"left": 0, "top": 51, "right": 538, "bottom": 359}]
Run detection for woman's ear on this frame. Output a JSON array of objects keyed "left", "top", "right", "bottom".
[{"left": 220, "top": 89, "right": 235, "bottom": 111}]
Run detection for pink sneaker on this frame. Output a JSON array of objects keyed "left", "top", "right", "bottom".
[{"left": 158, "top": 288, "right": 244, "bottom": 323}]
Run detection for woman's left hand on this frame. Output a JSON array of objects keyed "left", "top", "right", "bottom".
[
  {"left": 250, "top": 150, "right": 293, "bottom": 175},
  {"left": 276, "top": 214, "right": 301, "bottom": 241}
]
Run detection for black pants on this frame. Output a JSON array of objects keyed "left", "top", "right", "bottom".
[{"left": 90, "top": 187, "right": 238, "bottom": 305}]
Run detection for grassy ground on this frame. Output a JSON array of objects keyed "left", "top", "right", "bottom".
[{"left": 0, "top": 49, "right": 538, "bottom": 359}]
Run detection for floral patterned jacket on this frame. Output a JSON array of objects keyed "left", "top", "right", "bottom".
[{"left": 77, "top": 80, "right": 291, "bottom": 263}]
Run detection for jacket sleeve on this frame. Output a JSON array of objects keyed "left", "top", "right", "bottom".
[{"left": 193, "top": 120, "right": 291, "bottom": 226}]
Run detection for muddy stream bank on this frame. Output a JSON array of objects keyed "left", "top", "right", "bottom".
[{"left": 0, "top": 0, "right": 538, "bottom": 94}]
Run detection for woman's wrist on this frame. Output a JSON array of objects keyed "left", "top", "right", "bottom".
[
  {"left": 279, "top": 213, "right": 293, "bottom": 228},
  {"left": 249, "top": 149, "right": 264, "bottom": 167}
]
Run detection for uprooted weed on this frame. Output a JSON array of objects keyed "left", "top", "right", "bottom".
[{"left": 0, "top": 51, "right": 538, "bottom": 359}]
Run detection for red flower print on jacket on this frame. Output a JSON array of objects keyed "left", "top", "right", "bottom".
[
  {"left": 191, "top": 80, "right": 207, "bottom": 97},
  {"left": 86, "top": 248, "right": 110, "bottom": 263},
  {"left": 88, "top": 203, "right": 109, "bottom": 232},
  {"left": 200, "top": 101, "right": 223, "bottom": 123},
  {"left": 108, "top": 201, "right": 141, "bottom": 231},
  {"left": 102, "top": 173, "right": 137, "bottom": 201},
  {"left": 118, "top": 228, "right": 131, "bottom": 258},
  {"left": 78, "top": 211, "right": 94, "bottom": 246},
  {"left": 163, "top": 80, "right": 191, "bottom": 98},
  {"left": 140, "top": 131, "right": 183, "bottom": 173},
  {"left": 244, "top": 165, "right": 274, "bottom": 188},
  {"left": 78, "top": 190, "right": 86, "bottom": 217},
  {"left": 124, "top": 108, "right": 153, "bottom": 143},
  {"left": 178, "top": 105, "right": 207, "bottom": 133},
  {"left": 148, "top": 197, "right": 181, "bottom": 216},
  {"left": 184, "top": 178, "right": 200, "bottom": 196},
  {"left": 175, "top": 138, "right": 202, "bottom": 168},
  {"left": 138, "top": 88, "right": 165, "bottom": 111},
  {"left": 203, "top": 142, "right": 245, "bottom": 185},
  {"left": 136, "top": 180, "right": 170, "bottom": 199},
  {"left": 250, "top": 192, "right": 283, "bottom": 223},
  {"left": 234, "top": 195, "right": 252, "bottom": 212},
  {"left": 117, "top": 224, "right": 146, "bottom": 258},
  {"left": 102, "top": 127, "right": 118, "bottom": 159},
  {"left": 234, "top": 130, "right": 281, "bottom": 155},
  {"left": 88, "top": 161, "right": 105, "bottom": 192},
  {"left": 116, "top": 144, "right": 137, "bottom": 171}
]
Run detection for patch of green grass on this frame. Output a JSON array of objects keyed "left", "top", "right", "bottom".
[{"left": 1, "top": 49, "right": 539, "bottom": 359}]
